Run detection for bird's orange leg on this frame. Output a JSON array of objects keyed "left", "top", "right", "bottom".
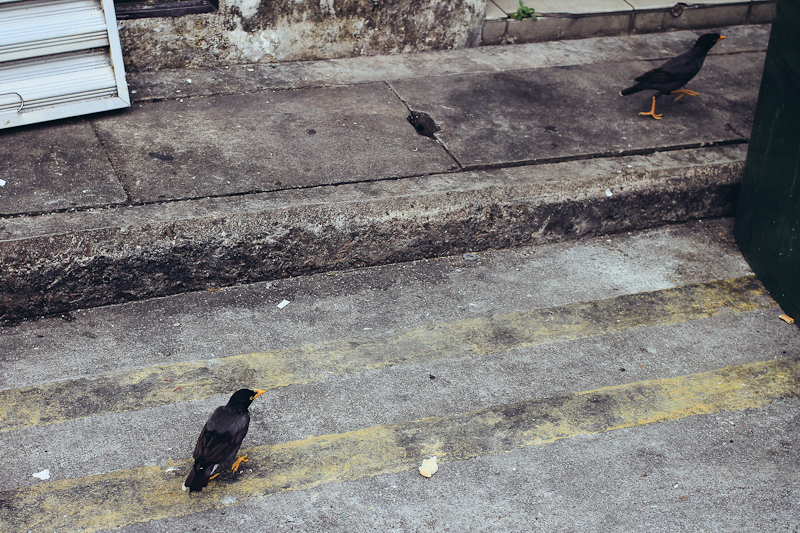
[
  {"left": 230, "top": 454, "right": 250, "bottom": 474},
  {"left": 671, "top": 89, "right": 700, "bottom": 101},
  {"left": 638, "top": 96, "right": 663, "bottom": 120}
]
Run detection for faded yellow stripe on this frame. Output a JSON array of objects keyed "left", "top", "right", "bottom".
[
  {"left": 0, "top": 275, "right": 774, "bottom": 432},
  {"left": 1, "top": 357, "right": 798, "bottom": 532}
]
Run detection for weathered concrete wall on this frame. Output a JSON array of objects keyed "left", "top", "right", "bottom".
[{"left": 118, "top": 0, "right": 486, "bottom": 71}]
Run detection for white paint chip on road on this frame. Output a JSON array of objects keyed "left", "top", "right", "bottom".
[
  {"left": 277, "top": 300, "right": 290, "bottom": 309},
  {"left": 32, "top": 469, "right": 50, "bottom": 480}
]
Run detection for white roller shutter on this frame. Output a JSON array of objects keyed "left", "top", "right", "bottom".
[{"left": 0, "top": 0, "right": 129, "bottom": 129}]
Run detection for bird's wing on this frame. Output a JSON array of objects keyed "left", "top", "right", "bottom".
[
  {"left": 634, "top": 63, "right": 695, "bottom": 86},
  {"left": 636, "top": 52, "right": 703, "bottom": 83},
  {"left": 194, "top": 407, "right": 251, "bottom": 464}
]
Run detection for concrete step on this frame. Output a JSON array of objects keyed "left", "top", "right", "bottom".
[
  {"left": 482, "top": 0, "right": 774, "bottom": 45},
  {"left": 1, "top": 219, "right": 798, "bottom": 531},
  {"left": 0, "top": 25, "right": 770, "bottom": 322}
]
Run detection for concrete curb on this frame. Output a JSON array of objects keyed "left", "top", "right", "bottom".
[
  {"left": 0, "top": 145, "right": 744, "bottom": 322},
  {"left": 482, "top": 1, "right": 774, "bottom": 45}
]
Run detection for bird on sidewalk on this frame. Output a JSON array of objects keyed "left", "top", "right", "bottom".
[
  {"left": 620, "top": 33, "right": 726, "bottom": 120},
  {"left": 183, "top": 388, "right": 266, "bottom": 493}
]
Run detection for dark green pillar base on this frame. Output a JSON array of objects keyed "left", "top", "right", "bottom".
[{"left": 734, "top": 0, "right": 800, "bottom": 321}]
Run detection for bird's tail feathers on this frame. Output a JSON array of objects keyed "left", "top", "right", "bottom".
[
  {"left": 183, "top": 462, "right": 215, "bottom": 493},
  {"left": 620, "top": 84, "right": 643, "bottom": 97}
]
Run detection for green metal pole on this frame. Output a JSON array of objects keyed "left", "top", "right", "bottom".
[{"left": 734, "top": 0, "right": 800, "bottom": 322}]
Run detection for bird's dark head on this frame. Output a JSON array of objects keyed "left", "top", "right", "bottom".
[
  {"left": 695, "top": 33, "right": 726, "bottom": 50},
  {"left": 227, "top": 388, "right": 266, "bottom": 407}
]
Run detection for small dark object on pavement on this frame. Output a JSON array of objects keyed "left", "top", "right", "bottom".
[
  {"left": 620, "top": 33, "right": 726, "bottom": 120},
  {"left": 183, "top": 388, "right": 266, "bottom": 493},
  {"left": 407, "top": 111, "right": 440, "bottom": 138}
]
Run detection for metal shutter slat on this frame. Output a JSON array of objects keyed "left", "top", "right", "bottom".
[
  {"left": 0, "top": 52, "right": 117, "bottom": 113},
  {"left": 0, "top": 0, "right": 129, "bottom": 128},
  {"left": 0, "top": 0, "right": 109, "bottom": 61}
]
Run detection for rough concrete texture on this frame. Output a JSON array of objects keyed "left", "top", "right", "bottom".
[
  {"left": 391, "top": 52, "right": 761, "bottom": 167},
  {"left": 0, "top": 219, "right": 761, "bottom": 390},
  {"left": 92, "top": 83, "right": 457, "bottom": 202},
  {"left": 0, "top": 119, "right": 126, "bottom": 215},
  {"left": 493, "top": 1, "right": 774, "bottom": 45},
  {"left": 0, "top": 145, "right": 745, "bottom": 322},
  {"left": 1, "top": 219, "right": 798, "bottom": 531},
  {"left": 126, "top": 23, "right": 769, "bottom": 102},
  {"left": 118, "top": 0, "right": 486, "bottom": 71},
  {"left": 0, "top": 27, "right": 769, "bottom": 321}
]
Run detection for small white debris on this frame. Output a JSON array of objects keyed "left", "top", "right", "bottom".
[
  {"left": 277, "top": 299, "right": 290, "bottom": 309},
  {"left": 186, "top": 79, "right": 192, "bottom": 83},
  {"left": 0, "top": 179, "right": 6, "bottom": 187},
  {"left": 605, "top": 188, "right": 612, "bottom": 197},
  {"left": 247, "top": 68, "right": 255, "bottom": 72},
  {"left": 419, "top": 456, "right": 438, "bottom": 478},
  {"left": 32, "top": 469, "right": 50, "bottom": 480}
]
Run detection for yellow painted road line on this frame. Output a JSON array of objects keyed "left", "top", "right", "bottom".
[
  {"left": 0, "top": 275, "right": 775, "bottom": 432},
  {"left": 1, "top": 357, "right": 798, "bottom": 532}
]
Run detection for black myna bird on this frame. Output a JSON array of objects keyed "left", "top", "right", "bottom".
[
  {"left": 620, "top": 33, "right": 726, "bottom": 119},
  {"left": 183, "top": 388, "right": 266, "bottom": 493}
]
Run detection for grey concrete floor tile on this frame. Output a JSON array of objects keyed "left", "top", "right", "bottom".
[
  {"left": 509, "top": 12, "right": 633, "bottom": 42},
  {"left": 485, "top": 0, "right": 507, "bottom": 20},
  {"left": 632, "top": 4, "right": 751, "bottom": 34},
  {"left": 628, "top": 0, "right": 750, "bottom": 8},
  {"left": 495, "top": 0, "right": 633, "bottom": 14},
  {"left": 0, "top": 118, "right": 127, "bottom": 216},
  {"left": 91, "top": 84, "right": 457, "bottom": 203},
  {"left": 389, "top": 52, "right": 762, "bottom": 168}
]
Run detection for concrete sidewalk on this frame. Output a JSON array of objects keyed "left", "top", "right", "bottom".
[
  {"left": 2, "top": 21, "right": 799, "bottom": 533},
  {"left": 0, "top": 24, "right": 770, "bottom": 321},
  {"left": 1, "top": 218, "right": 798, "bottom": 532}
]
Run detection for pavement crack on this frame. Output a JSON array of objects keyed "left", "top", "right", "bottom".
[
  {"left": 386, "top": 80, "right": 464, "bottom": 170},
  {"left": 88, "top": 117, "right": 133, "bottom": 204}
]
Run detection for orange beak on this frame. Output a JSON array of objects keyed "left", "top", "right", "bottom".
[
  {"left": 717, "top": 35, "right": 727, "bottom": 42},
  {"left": 251, "top": 389, "right": 266, "bottom": 400}
]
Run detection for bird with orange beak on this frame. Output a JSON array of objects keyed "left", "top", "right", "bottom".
[
  {"left": 183, "top": 388, "right": 266, "bottom": 493},
  {"left": 621, "top": 33, "right": 726, "bottom": 119}
]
